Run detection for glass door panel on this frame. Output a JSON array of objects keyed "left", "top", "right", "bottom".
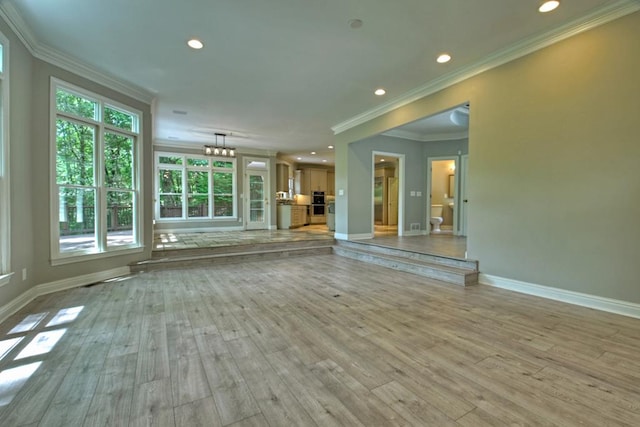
[{"left": 246, "top": 170, "right": 268, "bottom": 230}]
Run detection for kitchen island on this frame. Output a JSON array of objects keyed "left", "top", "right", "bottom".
[{"left": 277, "top": 204, "right": 308, "bottom": 229}]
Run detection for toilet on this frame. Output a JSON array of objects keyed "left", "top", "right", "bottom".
[{"left": 430, "top": 204, "right": 443, "bottom": 232}]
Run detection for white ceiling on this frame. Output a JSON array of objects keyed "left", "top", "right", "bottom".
[{"left": 2, "top": 0, "right": 635, "bottom": 165}]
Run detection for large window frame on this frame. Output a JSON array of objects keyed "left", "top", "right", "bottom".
[
  {"left": 155, "top": 152, "right": 237, "bottom": 222},
  {"left": 50, "top": 78, "right": 144, "bottom": 264},
  {"left": 0, "top": 32, "right": 10, "bottom": 286}
]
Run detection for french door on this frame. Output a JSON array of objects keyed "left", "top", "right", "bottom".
[{"left": 246, "top": 169, "right": 269, "bottom": 230}]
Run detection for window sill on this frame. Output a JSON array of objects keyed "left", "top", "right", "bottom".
[
  {"left": 51, "top": 246, "right": 145, "bottom": 266},
  {"left": 0, "top": 272, "right": 14, "bottom": 288}
]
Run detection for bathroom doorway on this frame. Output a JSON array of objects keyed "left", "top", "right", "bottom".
[
  {"left": 372, "top": 152, "right": 403, "bottom": 237},
  {"left": 427, "top": 157, "right": 458, "bottom": 235}
]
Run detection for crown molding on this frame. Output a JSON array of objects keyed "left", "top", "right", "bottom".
[
  {"left": 382, "top": 129, "right": 468, "bottom": 142},
  {"left": 0, "top": 2, "right": 38, "bottom": 52},
  {"left": 0, "top": 2, "right": 155, "bottom": 104},
  {"left": 332, "top": 0, "right": 640, "bottom": 135}
]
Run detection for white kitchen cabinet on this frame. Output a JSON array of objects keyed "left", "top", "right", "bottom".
[
  {"left": 277, "top": 205, "right": 292, "bottom": 229},
  {"left": 277, "top": 204, "right": 307, "bottom": 229}
]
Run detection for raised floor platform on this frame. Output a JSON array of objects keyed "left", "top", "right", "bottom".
[{"left": 138, "top": 228, "right": 477, "bottom": 286}]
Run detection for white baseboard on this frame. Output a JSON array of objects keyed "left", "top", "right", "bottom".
[
  {"left": 480, "top": 273, "right": 640, "bottom": 319},
  {"left": 154, "top": 225, "right": 245, "bottom": 234},
  {"left": 334, "top": 233, "right": 374, "bottom": 241},
  {"left": 402, "top": 229, "right": 423, "bottom": 236},
  {"left": 0, "top": 266, "right": 131, "bottom": 324}
]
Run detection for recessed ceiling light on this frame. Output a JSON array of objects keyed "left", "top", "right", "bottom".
[
  {"left": 187, "top": 39, "right": 204, "bottom": 49},
  {"left": 380, "top": 158, "right": 385, "bottom": 162},
  {"left": 322, "top": 159, "right": 327, "bottom": 163},
  {"left": 437, "top": 53, "right": 451, "bottom": 64},
  {"left": 311, "top": 151, "right": 316, "bottom": 155},
  {"left": 328, "top": 145, "right": 334, "bottom": 149},
  {"left": 374, "top": 88, "right": 386, "bottom": 96},
  {"left": 538, "top": 1, "right": 560, "bottom": 13},
  {"left": 297, "top": 157, "right": 302, "bottom": 160},
  {"left": 348, "top": 19, "right": 363, "bottom": 29}
]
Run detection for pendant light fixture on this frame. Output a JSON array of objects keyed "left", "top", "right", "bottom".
[{"left": 204, "top": 133, "right": 236, "bottom": 158}]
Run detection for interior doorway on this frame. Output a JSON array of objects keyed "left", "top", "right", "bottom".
[
  {"left": 427, "top": 157, "right": 458, "bottom": 235},
  {"left": 373, "top": 153, "right": 402, "bottom": 237}
]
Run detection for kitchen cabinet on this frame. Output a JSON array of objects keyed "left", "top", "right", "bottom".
[
  {"left": 327, "top": 171, "right": 335, "bottom": 196},
  {"left": 277, "top": 205, "right": 292, "bottom": 229},
  {"left": 291, "top": 205, "right": 307, "bottom": 227},
  {"left": 276, "top": 164, "right": 289, "bottom": 192},
  {"left": 277, "top": 204, "right": 307, "bottom": 229},
  {"left": 294, "top": 169, "right": 307, "bottom": 195},
  {"left": 309, "top": 169, "right": 327, "bottom": 193}
]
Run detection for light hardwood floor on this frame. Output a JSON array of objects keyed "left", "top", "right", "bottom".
[{"left": 0, "top": 254, "right": 638, "bottom": 426}]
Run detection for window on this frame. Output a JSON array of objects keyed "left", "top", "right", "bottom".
[
  {"left": 0, "top": 34, "right": 10, "bottom": 284},
  {"left": 156, "top": 153, "right": 236, "bottom": 220},
  {"left": 52, "top": 79, "right": 142, "bottom": 263}
]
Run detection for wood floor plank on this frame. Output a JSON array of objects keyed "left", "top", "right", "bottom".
[
  {"left": 83, "top": 353, "right": 137, "bottom": 427},
  {"left": 371, "top": 380, "right": 458, "bottom": 426},
  {"left": 227, "top": 336, "right": 317, "bottom": 426},
  {"left": 0, "top": 249, "right": 639, "bottom": 426},
  {"left": 309, "top": 359, "right": 409, "bottom": 427},
  {"left": 173, "top": 396, "right": 223, "bottom": 427},
  {"left": 170, "top": 354, "right": 212, "bottom": 407},
  {"left": 200, "top": 352, "right": 261, "bottom": 425},
  {"left": 227, "top": 413, "right": 271, "bottom": 427},
  {"left": 130, "top": 377, "right": 175, "bottom": 427},
  {"left": 266, "top": 348, "right": 365, "bottom": 426},
  {"left": 135, "top": 312, "right": 171, "bottom": 385},
  {"left": 0, "top": 367, "right": 68, "bottom": 426}
]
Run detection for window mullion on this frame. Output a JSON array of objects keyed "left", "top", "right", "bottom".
[
  {"left": 182, "top": 167, "right": 187, "bottom": 220},
  {"left": 96, "top": 125, "right": 106, "bottom": 252},
  {"left": 209, "top": 164, "right": 214, "bottom": 218}
]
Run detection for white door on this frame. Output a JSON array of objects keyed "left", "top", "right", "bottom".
[{"left": 246, "top": 170, "right": 269, "bottom": 230}]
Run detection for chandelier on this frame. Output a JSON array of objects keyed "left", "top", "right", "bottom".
[{"left": 204, "top": 133, "right": 235, "bottom": 157}]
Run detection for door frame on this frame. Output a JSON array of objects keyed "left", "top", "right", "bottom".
[
  {"left": 426, "top": 156, "right": 459, "bottom": 235},
  {"left": 460, "top": 154, "right": 469, "bottom": 237},
  {"left": 371, "top": 151, "right": 405, "bottom": 236},
  {"left": 243, "top": 157, "right": 270, "bottom": 230}
]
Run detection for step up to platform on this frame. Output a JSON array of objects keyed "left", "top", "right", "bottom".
[
  {"left": 131, "top": 239, "right": 334, "bottom": 273},
  {"left": 333, "top": 240, "right": 478, "bottom": 286}
]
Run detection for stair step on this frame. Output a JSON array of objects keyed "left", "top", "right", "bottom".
[
  {"left": 335, "top": 239, "right": 478, "bottom": 271},
  {"left": 133, "top": 242, "right": 333, "bottom": 273},
  {"left": 151, "top": 238, "right": 333, "bottom": 259},
  {"left": 333, "top": 243, "right": 478, "bottom": 286}
]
